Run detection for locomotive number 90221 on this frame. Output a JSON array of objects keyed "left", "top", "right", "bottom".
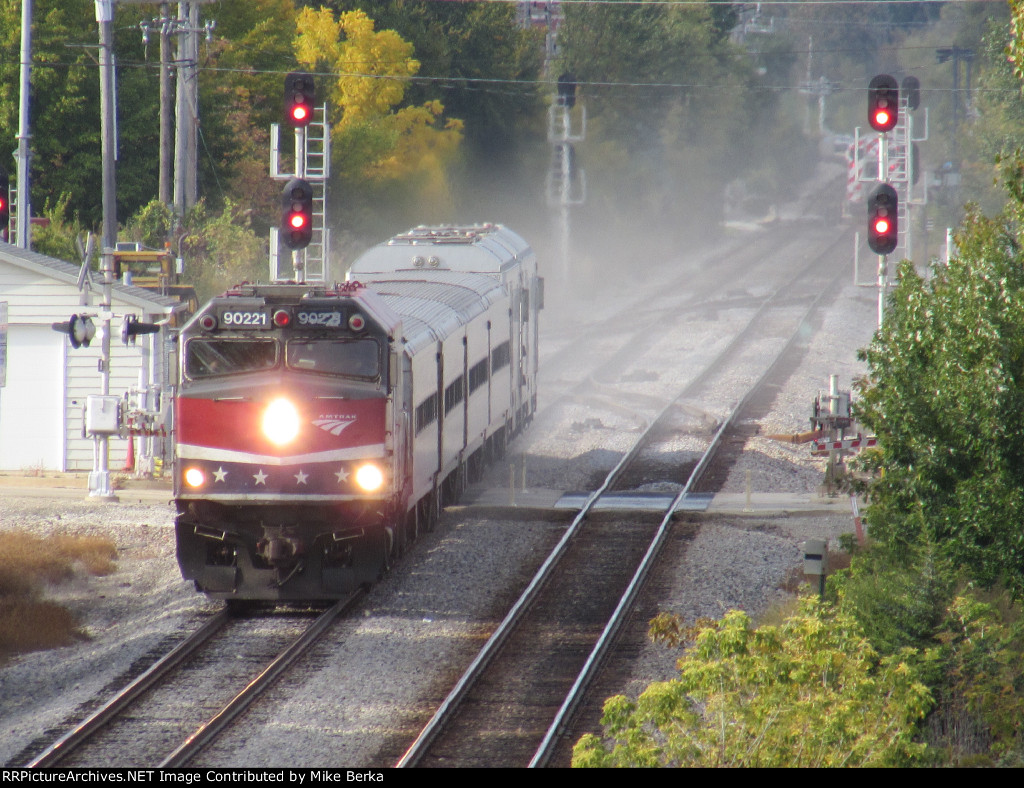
[{"left": 219, "top": 309, "right": 269, "bottom": 327}]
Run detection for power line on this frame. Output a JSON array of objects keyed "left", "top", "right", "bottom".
[{"left": 0, "top": 54, "right": 1018, "bottom": 99}]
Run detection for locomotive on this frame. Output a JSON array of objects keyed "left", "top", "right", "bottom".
[{"left": 173, "top": 224, "right": 541, "bottom": 601}]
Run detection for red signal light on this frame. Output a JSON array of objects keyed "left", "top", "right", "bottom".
[
  {"left": 284, "top": 72, "right": 315, "bottom": 129},
  {"left": 868, "top": 75, "right": 898, "bottom": 133},
  {"left": 867, "top": 183, "right": 899, "bottom": 255},
  {"left": 280, "top": 178, "right": 314, "bottom": 250}
]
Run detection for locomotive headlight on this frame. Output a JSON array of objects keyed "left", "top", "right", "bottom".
[
  {"left": 184, "top": 467, "right": 206, "bottom": 488},
  {"left": 262, "top": 398, "right": 301, "bottom": 445},
  {"left": 354, "top": 463, "right": 385, "bottom": 493}
]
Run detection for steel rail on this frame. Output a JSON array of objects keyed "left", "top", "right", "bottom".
[
  {"left": 528, "top": 253, "right": 848, "bottom": 767},
  {"left": 396, "top": 231, "right": 851, "bottom": 768},
  {"left": 26, "top": 608, "right": 231, "bottom": 767},
  {"left": 160, "top": 593, "right": 361, "bottom": 767}
]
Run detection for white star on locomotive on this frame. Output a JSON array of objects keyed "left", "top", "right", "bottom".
[
  {"left": 213, "top": 467, "right": 228, "bottom": 483},
  {"left": 294, "top": 470, "right": 309, "bottom": 485},
  {"left": 253, "top": 469, "right": 268, "bottom": 485},
  {"left": 335, "top": 467, "right": 350, "bottom": 484}
]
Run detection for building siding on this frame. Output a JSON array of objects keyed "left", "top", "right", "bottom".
[{"left": 0, "top": 246, "right": 181, "bottom": 472}]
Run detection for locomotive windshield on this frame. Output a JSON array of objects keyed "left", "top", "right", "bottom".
[
  {"left": 286, "top": 338, "right": 380, "bottom": 379},
  {"left": 185, "top": 338, "right": 278, "bottom": 378}
]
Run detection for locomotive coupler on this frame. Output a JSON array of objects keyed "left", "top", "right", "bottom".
[{"left": 257, "top": 530, "right": 305, "bottom": 567}]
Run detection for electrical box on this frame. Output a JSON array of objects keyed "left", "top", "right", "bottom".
[
  {"left": 85, "top": 395, "right": 121, "bottom": 435},
  {"left": 803, "top": 539, "right": 828, "bottom": 576}
]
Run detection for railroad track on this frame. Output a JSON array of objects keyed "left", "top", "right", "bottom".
[
  {"left": 25, "top": 595, "right": 360, "bottom": 768},
  {"left": 396, "top": 225, "right": 852, "bottom": 767},
  {"left": 14, "top": 207, "right": 853, "bottom": 769}
]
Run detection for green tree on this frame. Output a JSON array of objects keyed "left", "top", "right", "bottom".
[
  {"left": 294, "top": 7, "right": 463, "bottom": 185},
  {"left": 856, "top": 161, "right": 1024, "bottom": 597},
  {"left": 573, "top": 599, "right": 931, "bottom": 767},
  {"left": 0, "top": 0, "right": 106, "bottom": 227},
  {"left": 927, "top": 593, "right": 1024, "bottom": 765},
  {"left": 194, "top": 0, "right": 301, "bottom": 230},
  {"left": 176, "top": 198, "right": 266, "bottom": 302}
]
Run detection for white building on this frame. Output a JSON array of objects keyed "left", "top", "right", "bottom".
[{"left": 0, "top": 242, "right": 182, "bottom": 472}]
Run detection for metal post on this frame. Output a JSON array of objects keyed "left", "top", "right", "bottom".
[
  {"left": 91, "top": 0, "right": 117, "bottom": 500},
  {"left": 15, "top": 0, "right": 32, "bottom": 248},
  {"left": 854, "top": 231, "right": 859, "bottom": 285},
  {"left": 877, "top": 130, "right": 888, "bottom": 328},
  {"left": 293, "top": 125, "right": 306, "bottom": 283},
  {"left": 89, "top": 248, "right": 117, "bottom": 500},
  {"left": 98, "top": 0, "right": 117, "bottom": 249},
  {"left": 877, "top": 254, "right": 886, "bottom": 330}
]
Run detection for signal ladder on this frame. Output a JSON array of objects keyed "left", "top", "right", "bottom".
[
  {"left": 270, "top": 105, "right": 331, "bottom": 282},
  {"left": 889, "top": 99, "right": 911, "bottom": 260},
  {"left": 5, "top": 182, "right": 15, "bottom": 244}
]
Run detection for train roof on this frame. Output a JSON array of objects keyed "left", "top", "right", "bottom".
[
  {"left": 348, "top": 223, "right": 535, "bottom": 277},
  {"left": 357, "top": 270, "right": 507, "bottom": 355}
]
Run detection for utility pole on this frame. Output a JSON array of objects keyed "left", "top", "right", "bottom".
[
  {"left": 139, "top": 2, "right": 213, "bottom": 215},
  {"left": 174, "top": 1, "right": 198, "bottom": 216},
  {"left": 159, "top": 2, "right": 173, "bottom": 205}
]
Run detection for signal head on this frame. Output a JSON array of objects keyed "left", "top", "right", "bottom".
[
  {"left": 867, "top": 183, "right": 899, "bottom": 255},
  {"left": 868, "top": 74, "right": 899, "bottom": 133},
  {"left": 280, "top": 178, "right": 314, "bottom": 250},
  {"left": 284, "top": 72, "right": 315, "bottom": 129}
]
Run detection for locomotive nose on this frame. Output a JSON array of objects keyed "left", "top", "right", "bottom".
[{"left": 262, "top": 397, "right": 301, "bottom": 445}]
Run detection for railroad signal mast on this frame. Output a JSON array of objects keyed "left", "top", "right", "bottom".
[
  {"left": 862, "top": 74, "right": 926, "bottom": 327},
  {"left": 547, "top": 72, "right": 586, "bottom": 284},
  {"left": 866, "top": 75, "right": 898, "bottom": 327},
  {"left": 270, "top": 72, "right": 330, "bottom": 283}
]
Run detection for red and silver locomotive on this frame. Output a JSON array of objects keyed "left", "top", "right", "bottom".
[{"left": 174, "top": 224, "right": 541, "bottom": 601}]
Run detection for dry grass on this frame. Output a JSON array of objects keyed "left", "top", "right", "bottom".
[{"left": 0, "top": 530, "right": 118, "bottom": 664}]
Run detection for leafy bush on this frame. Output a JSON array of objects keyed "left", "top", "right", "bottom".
[{"left": 573, "top": 599, "right": 931, "bottom": 768}]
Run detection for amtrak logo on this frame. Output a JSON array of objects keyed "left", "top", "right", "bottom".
[{"left": 313, "top": 415, "right": 357, "bottom": 436}]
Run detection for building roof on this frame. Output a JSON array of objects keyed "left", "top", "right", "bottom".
[{"left": 0, "top": 241, "right": 184, "bottom": 314}]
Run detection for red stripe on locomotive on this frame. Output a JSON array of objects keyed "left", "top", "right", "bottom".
[{"left": 176, "top": 396, "right": 386, "bottom": 455}]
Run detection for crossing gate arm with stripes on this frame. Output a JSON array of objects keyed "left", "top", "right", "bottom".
[{"left": 811, "top": 434, "right": 877, "bottom": 457}]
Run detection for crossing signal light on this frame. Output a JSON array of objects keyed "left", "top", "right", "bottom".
[
  {"left": 284, "top": 72, "right": 315, "bottom": 128},
  {"left": 868, "top": 74, "right": 898, "bottom": 133},
  {"left": 281, "top": 178, "right": 314, "bottom": 250},
  {"left": 867, "top": 183, "right": 899, "bottom": 255},
  {"left": 121, "top": 314, "right": 161, "bottom": 345},
  {"left": 51, "top": 314, "right": 96, "bottom": 349}
]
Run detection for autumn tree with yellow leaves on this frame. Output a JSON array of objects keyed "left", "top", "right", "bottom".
[{"left": 294, "top": 7, "right": 463, "bottom": 214}]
